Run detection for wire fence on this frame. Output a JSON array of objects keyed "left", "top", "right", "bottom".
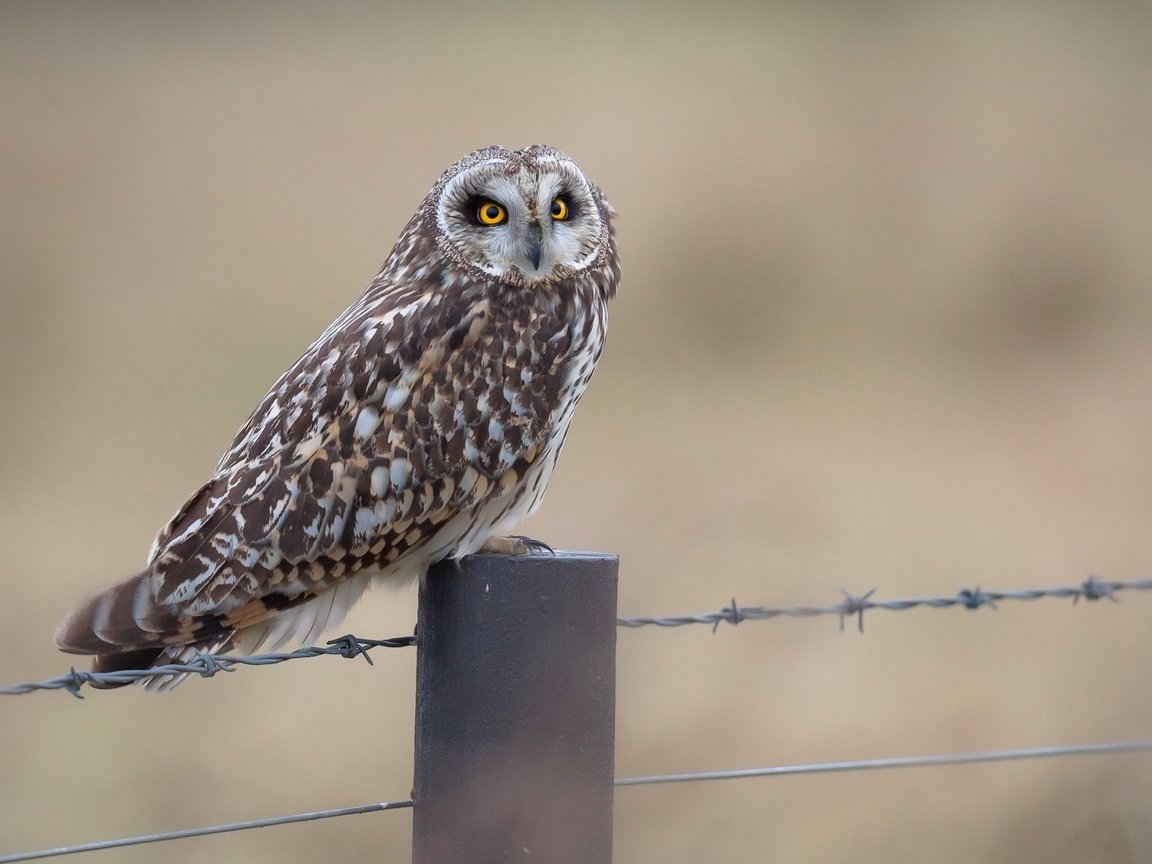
[
  {"left": 4, "top": 739, "right": 1151, "bottom": 863},
  {"left": 616, "top": 574, "right": 1151, "bottom": 631},
  {"left": 0, "top": 635, "right": 416, "bottom": 696},
  {"left": 2, "top": 572, "right": 1150, "bottom": 862},
  {"left": 3, "top": 575, "right": 1148, "bottom": 696},
  {"left": 0, "top": 801, "right": 416, "bottom": 863}
]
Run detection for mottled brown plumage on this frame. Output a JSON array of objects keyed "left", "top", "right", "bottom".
[{"left": 56, "top": 145, "right": 619, "bottom": 687}]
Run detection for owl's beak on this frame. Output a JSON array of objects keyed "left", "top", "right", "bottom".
[{"left": 525, "top": 222, "right": 543, "bottom": 271}]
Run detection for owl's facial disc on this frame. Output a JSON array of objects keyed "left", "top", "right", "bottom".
[{"left": 437, "top": 156, "right": 604, "bottom": 284}]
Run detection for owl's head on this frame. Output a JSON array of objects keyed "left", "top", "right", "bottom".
[{"left": 430, "top": 145, "right": 615, "bottom": 288}]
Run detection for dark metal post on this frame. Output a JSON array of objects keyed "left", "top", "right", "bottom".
[{"left": 413, "top": 551, "right": 618, "bottom": 864}]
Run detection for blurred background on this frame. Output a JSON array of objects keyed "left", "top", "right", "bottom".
[{"left": 3, "top": 1, "right": 1152, "bottom": 861}]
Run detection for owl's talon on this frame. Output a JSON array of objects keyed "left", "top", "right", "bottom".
[
  {"left": 510, "top": 535, "right": 555, "bottom": 556},
  {"left": 478, "top": 535, "right": 555, "bottom": 557}
]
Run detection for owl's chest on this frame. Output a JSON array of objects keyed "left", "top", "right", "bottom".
[
  {"left": 552, "top": 302, "right": 606, "bottom": 419},
  {"left": 498, "top": 288, "right": 605, "bottom": 403}
]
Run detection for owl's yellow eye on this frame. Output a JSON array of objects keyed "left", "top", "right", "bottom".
[
  {"left": 550, "top": 197, "right": 570, "bottom": 220},
  {"left": 476, "top": 201, "right": 507, "bottom": 225}
]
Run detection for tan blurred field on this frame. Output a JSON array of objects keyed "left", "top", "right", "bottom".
[{"left": 3, "top": 2, "right": 1152, "bottom": 861}]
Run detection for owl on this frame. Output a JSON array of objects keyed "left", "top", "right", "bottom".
[{"left": 55, "top": 144, "right": 620, "bottom": 689}]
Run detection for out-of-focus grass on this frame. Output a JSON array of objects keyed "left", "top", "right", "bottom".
[{"left": 2, "top": 3, "right": 1151, "bottom": 862}]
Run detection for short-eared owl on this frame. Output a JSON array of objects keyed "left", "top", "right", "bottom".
[{"left": 55, "top": 144, "right": 619, "bottom": 688}]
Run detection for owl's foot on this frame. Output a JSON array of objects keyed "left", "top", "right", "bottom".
[{"left": 477, "top": 534, "right": 555, "bottom": 556}]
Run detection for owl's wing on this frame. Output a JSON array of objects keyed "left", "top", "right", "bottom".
[{"left": 56, "top": 288, "right": 567, "bottom": 655}]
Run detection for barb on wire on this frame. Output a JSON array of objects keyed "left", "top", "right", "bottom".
[
  {"left": 615, "top": 575, "right": 1152, "bottom": 631},
  {"left": 0, "top": 634, "right": 415, "bottom": 697}
]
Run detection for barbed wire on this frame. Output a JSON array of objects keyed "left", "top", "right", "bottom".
[
  {"left": 0, "top": 635, "right": 415, "bottom": 697},
  {"left": 3, "top": 738, "right": 1149, "bottom": 863},
  {"left": 2, "top": 575, "right": 1148, "bottom": 696},
  {"left": 616, "top": 575, "right": 1152, "bottom": 632}
]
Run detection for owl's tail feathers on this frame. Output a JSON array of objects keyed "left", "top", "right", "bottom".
[
  {"left": 54, "top": 570, "right": 372, "bottom": 690},
  {"left": 54, "top": 571, "right": 224, "bottom": 690},
  {"left": 55, "top": 570, "right": 176, "bottom": 655}
]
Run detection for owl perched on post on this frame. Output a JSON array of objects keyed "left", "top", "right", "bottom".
[{"left": 55, "top": 145, "right": 620, "bottom": 689}]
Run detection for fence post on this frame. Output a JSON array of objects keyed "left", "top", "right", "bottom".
[{"left": 412, "top": 550, "right": 618, "bottom": 864}]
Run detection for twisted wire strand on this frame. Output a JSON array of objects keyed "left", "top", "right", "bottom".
[
  {"left": 0, "top": 635, "right": 415, "bottom": 697},
  {"left": 616, "top": 576, "right": 1152, "bottom": 632}
]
